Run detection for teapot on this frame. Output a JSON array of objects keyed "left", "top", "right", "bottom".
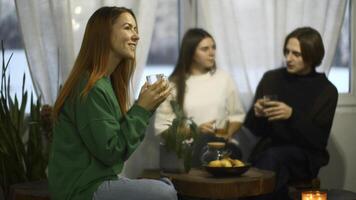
[{"left": 200, "top": 142, "right": 231, "bottom": 166}]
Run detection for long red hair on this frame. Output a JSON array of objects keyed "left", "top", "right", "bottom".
[{"left": 53, "top": 7, "right": 137, "bottom": 119}]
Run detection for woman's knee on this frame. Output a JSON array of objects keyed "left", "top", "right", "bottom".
[
  {"left": 160, "top": 186, "right": 177, "bottom": 200},
  {"left": 150, "top": 181, "right": 177, "bottom": 200},
  {"left": 93, "top": 178, "right": 177, "bottom": 200}
]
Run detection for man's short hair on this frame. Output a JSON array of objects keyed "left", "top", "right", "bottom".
[{"left": 283, "top": 27, "right": 325, "bottom": 69}]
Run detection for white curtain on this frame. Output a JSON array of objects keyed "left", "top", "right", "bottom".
[
  {"left": 198, "top": 0, "right": 347, "bottom": 109},
  {"left": 15, "top": 0, "right": 75, "bottom": 104}
]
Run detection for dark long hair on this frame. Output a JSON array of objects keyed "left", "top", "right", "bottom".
[
  {"left": 53, "top": 7, "right": 137, "bottom": 119},
  {"left": 170, "top": 28, "right": 215, "bottom": 108}
]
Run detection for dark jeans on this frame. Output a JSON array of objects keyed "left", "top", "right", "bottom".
[{"left": 248, "top": 144, "right": 313, "bottom": 200}]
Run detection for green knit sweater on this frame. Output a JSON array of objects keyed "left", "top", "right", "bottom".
[{"left": 48, "top": 76, "right": 152, "bottom": 200}]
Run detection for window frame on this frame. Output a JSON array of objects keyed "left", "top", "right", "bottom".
[{"left": 338, "top": 0, "right": 356, "bottom": 107}]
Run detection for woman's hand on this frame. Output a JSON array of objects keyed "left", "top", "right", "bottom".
[
  {"left": 224, "top": 121, "right": 242, "bottom": 140},
  {"left": 136, "top": 80, "right": 171, "bottom": 112},
  {"left": 198, "top": 120, "right": 216, "bottom": 134},
  {"left": 263, "top": 101, "right": 293, "bottom": 121}
]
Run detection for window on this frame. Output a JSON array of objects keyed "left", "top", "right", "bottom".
[
  {"left": 140, "top": 0, "right": 179, "bottom": 87},
  {"left": 328, "top": 0, "right": 351, "bottom": 94},
  {"left": 333, "top": 0, "right": 356, "bottom": 106},
  {"left": 0, "top": 0, "right": 36, "bottom": 112}
]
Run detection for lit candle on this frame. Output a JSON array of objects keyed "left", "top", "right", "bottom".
[{"left": 302, "top": 190, "right": 327, "bottom": 200}]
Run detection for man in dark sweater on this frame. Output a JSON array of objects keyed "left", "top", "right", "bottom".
[{"left": 244, "top": 27, "right": 338, "bottom": 200}]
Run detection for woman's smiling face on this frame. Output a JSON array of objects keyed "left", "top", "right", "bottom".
[{"left": 110, "top": 12, "right": 140, "bottom": 60}]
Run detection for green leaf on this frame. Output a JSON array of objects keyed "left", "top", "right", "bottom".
[
  {"left": 0, "top": 41, "right": 49, "bottom": 197},
  {"left": 161, "top": 100, "right": 200, "bottom": 172},
  {"left": 21, "top": 73, "right": 26, "bottom": 96}
]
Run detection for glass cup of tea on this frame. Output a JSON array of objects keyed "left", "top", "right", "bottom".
[
  {"left": 263, "top": 94, "right": 278, "bottom": 107},
  {"left": 146, "top": 74, "right": 166, "bottom": 85},
  {"left": 262, "top": 94, "right": 278, "bottom": 116},
  {"left": 263, "top": 94, "right": 278, "bottom": 102},
  {"left": 214, "top": 119, "right": 229, "bottom": 136}
]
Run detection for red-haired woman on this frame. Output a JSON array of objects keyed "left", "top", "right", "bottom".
[{"left": 48, "top": 7, "right": 176, "bottom": 200}]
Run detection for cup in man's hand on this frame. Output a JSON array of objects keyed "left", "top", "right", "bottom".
[
  {"left": 263, "top": 94, "right": 278, "bottom": 102},
  {"left": 262, "top": 94, "right": 278, "bottom": 110}
]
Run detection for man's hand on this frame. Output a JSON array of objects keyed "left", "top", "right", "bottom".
[
  {"left": 263, "top": 101, "right": 293, "bottom": 121},
  {"left": 254, "top": 99, "right": 266, "bottom": 117}
]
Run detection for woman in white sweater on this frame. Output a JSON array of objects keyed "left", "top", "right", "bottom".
[{"left": 154, "top": 28, "right": 245, "bottom": 167}]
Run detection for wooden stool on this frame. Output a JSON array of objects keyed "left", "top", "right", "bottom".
[
  {"left": 289, "top": 177, "right": 320, "bottom": 190},
  {"left": 289, "top": 178, "right": 320, "bottom": 200},
  {"left": 0, "top": 186, "right": 5, "bottom": 200},
  {"left": 9, "top": 180, "right": 50, "bottom": 200}
]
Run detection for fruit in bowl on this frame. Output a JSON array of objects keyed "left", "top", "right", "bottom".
[
  {"left": 208, "top": 158, "right": 245, "bottom": 168},
  {"left": 205, "top": 158, "right": 250, "bottom": 177}
]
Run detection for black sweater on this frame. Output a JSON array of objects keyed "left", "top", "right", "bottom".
[{"left": 244, "top": 67, "right": 338, "bottom": 174}]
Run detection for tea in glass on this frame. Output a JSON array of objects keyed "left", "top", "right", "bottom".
[
  {"left": 214, "top": 119, "right": 229, "bottom": 136},
  {"left": 146, "top": 74, "right": 166, "bottom": 85}
]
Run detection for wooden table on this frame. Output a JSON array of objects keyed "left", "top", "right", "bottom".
[
  {"left": 8, "top": 180, "right": 50, "bottom": 200},
  {"left": 142, "top": 167, "right": 275, "bottom": 199}
]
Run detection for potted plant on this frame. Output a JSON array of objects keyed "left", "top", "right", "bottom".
[
  {"left": 159, "top": 100, "right": 199, "bottom": 173},
  {"left": 0, "top": 41, "right": 51, "bottom": 198}
]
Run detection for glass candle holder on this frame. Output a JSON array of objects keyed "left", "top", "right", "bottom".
[{"left": 302, "top": 190, "right": 327, "bottom": 200}]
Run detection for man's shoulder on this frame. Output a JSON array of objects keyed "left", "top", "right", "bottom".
[
  {"left": 263, "top": 67, "right": 285, "bottom": 79},
  {"left": 320, "top": 75, "right": 338, "bottom": 97}
]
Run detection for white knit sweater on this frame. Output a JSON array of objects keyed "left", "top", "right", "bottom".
[{"left": 154, "top": 68, "right": 245, "bottom": 135}]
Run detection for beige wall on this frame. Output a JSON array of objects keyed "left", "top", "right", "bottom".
[
  {"left": 319, "top": 0, "right": 356, "bottom": 192},
  {"left": 319, "top": 107, "right": 356, "bottom": 192}
]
